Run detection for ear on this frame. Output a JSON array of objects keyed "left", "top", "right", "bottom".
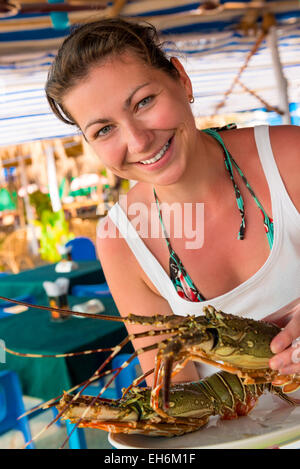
[{"left": 170, "top": 57, "right": 193, "bottom": 100}]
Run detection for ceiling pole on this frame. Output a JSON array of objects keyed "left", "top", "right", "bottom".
[
  {"left": 19, "top": 156, "right": 39, "bottom": 256},
  {"left": 45, "top": 144, "right": 62, "bottom": 212},
  {"left": 267, "top": 25, "right": 291, "bottom": 125}
]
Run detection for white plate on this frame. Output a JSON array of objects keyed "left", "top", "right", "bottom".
[
  {"left": 2, "top": 305, "right": 28, "bottom": 314},
  {"left": 109, "top": 392, "right": 300, "bottom": 449},
  {"left": 72, "top": 299, "right": 105, "bottom": 318}
]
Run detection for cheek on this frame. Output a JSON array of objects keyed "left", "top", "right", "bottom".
[
  {"left": 90, "top": 140, "right": 125, "bottom": 168},
  {"left": 151, "top": 101, "right": 191, "bottom": 130}
]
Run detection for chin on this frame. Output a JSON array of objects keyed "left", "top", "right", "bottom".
[{"left": 153, "top": 161, "right": 186, "bottom": 187}]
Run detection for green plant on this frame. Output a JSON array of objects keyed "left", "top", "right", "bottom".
[
  {"left": 34, "top": 209, "right": 74, "bottom": 262},
  {"left": 29, "top": 191, "right": 52, "bottom": 219}
]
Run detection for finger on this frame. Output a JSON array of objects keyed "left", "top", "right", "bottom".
[
  {"left": 269, "top": 347, "right": 295, "bottom": 371},
  {"left": 270, "top": 328, "right": 295, "bottom": 354},
  {"left": 270, "top": 340, "right": 300, "bottom": 373},
  {"left": 278, "top": 363, "right": 300, "bottom": 375},
  {"left": 270, "top": 314, "right": 300, "bottom": 354}
]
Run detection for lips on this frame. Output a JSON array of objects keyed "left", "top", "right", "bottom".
[
  {"left": 139, "top": 138, "right": 172, "bottom": 165},
  {"left": 134, "top": 135, "right": 174, "bottom": 166}
]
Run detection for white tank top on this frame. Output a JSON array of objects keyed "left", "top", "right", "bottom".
[{"left": 108, "top": 125, "right": 300, "bottom": 322}]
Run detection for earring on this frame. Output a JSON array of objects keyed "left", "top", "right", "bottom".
[{"left": 189, "top": 96, "right": 194, "bottom": 103}]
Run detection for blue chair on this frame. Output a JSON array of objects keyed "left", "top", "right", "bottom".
[
  {"left": 0, "top": 295, "right": 35, "bottom": 319},
  {"left": 65, "top": 354, "right": 144, "bottom": 448},
  {"left": 71, "top": 282, "right": 111, "bottom": 298},
  {"left": 66, "top": 237, "right": 97, "bottom": 261},
  {"left": 65, "top": 421, "right": 87, "bottom": 449},
  {"left": 0, "top": 370, "right": 35, "bottom": 449}
]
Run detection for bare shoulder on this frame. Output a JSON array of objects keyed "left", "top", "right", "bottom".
[
  {"left": 221, "top": 124, "right": 300, "bottom": 167},
  {"left": 119, "top": 180, "right": 153, "bottom": 209},
  {"left": 218, "top": 125, "right": 256, "bottom": 155},
  {"left": 96, "top": 214, "right": 124, "bottom": 259},
  {"left": 96, "top": 211, "right": 140, "bottom": 286}
]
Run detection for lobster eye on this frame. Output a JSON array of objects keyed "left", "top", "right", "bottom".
[{"left": 207, "top": 328, "right": 219, "bottom": 349}]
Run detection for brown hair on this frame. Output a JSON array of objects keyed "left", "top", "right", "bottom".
[{"left": 45, "top": 17, "right": 179, "bottom": 126}]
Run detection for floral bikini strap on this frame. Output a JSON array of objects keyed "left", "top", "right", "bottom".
[
  {"left": 202, "top": 127, "right": 273, "bottom": 248},
  {"left": 203, "top": 127, "right": 245, "bottom": 239},
  {"left": 153, "top": 187, "right": 173, "bottom": 253}
]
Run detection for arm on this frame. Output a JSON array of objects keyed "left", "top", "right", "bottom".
[
  {"left": 96, "top": 216, "right": 199, "bottom": 386},
  {"left": 265, "top": 125, "right": 300, "bottom": 374}
]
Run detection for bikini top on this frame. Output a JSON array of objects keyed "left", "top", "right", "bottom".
[{"left": 153, "top": 125, "right": 274, "bottom": 302}]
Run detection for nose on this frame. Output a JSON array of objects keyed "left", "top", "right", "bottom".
[{"left": 124, "top": 120, "right": 154, "bottom": 156}]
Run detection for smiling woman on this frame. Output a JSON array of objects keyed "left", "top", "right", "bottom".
[
  {"left": 46, "top": 19, "right": 196, "bottom": 187},
  {"left": 45, "top": 17, "right": 300, "bottom": 388}
]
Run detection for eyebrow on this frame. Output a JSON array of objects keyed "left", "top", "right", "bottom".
[{"left": 84, "top": 82, "right": 150, "bottom": 133}]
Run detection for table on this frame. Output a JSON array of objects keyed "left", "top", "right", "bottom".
[
  {"left": 0, "top": 295, "right": 133, "bottom": 400},
  {"left": 0, "top": 260, "right": 105, "bottom": 306}
]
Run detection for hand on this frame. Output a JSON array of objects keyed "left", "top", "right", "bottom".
[{"left": 264, "top": 303, "right": 300, "bottom": 375}]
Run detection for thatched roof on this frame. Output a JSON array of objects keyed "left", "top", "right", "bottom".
[{"left": 0, "top": 1, "right": 299, "bottom": 148}]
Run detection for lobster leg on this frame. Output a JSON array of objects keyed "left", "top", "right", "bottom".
[{"left": 271, "top": 375, "right": 300, "bottom": 394}]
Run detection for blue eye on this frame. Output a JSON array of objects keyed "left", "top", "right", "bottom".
[
  {"left": 137, "top": 96, "right": 153, "bottom": 109},
  {"left": 95, "top": 125, "right": 113, "bottom": 138}
]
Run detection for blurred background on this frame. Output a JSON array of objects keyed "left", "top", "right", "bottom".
[
  {"left": 0, "top": 0, "right": 299, "bottom": 269},
  {"left": 0, "top": 0, "right": 299, "bottom": 450}
]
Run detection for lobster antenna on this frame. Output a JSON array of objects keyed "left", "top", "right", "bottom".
[
  {"left": 0, "top": 295, "right": 185, "bottom": 328},
  {"left": 58, "top": 329, "right": 182, "bottom": 447},
  {"left": 17, "top": 325, "right": 178, "bottom": 422},
  {"left": 22, "top": 335, "right": 142, "bottom": 447},
  {"left": 23, "top": 332, "right": 172, "bottom": 447},
  {"left": 121, "top": 368, "right": 154, "bottom": 396},
  {"left": 19, "top": 366, "right": 116, "bottom": 420},
  {"left": 4, "top": 345, "right": 113, "bottom": 359},
  {"left": 0, "top": 295, "right": 123, "bottom": 321},
  {"left": 5, "top": 325, "right": 177, "bottom": 360},
  {"left": 59, "top": 346, "right": 159, "bottom": 449}
]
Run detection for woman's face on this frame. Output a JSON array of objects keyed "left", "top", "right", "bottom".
[{"left": 63, "top": 51, "right": 197, "bottom": 186}]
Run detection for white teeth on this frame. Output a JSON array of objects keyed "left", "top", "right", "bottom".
[{"left": 140, "top": 140, "right": 171, "bottom": 165}]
